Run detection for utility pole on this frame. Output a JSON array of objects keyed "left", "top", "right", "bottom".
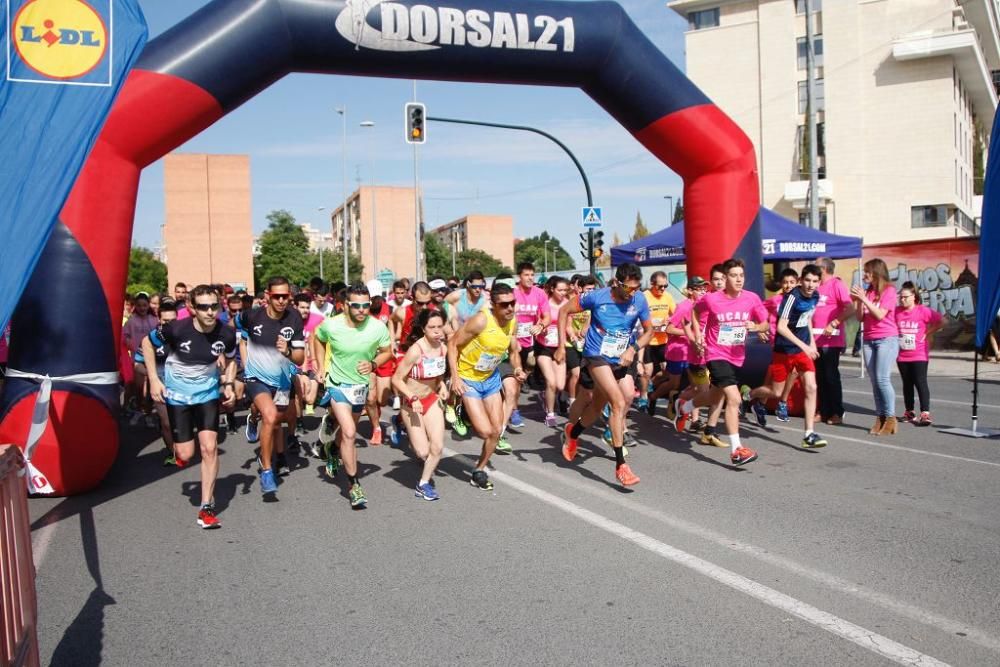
[
  {"left": 805, "top": 0, "right": 820, "bottom": 229},
  {"left": 412, "top": 81, "right": 422, "bottom": 282},
  {"left": 336, "top": 107, "right": 349, "bottom": 282}
]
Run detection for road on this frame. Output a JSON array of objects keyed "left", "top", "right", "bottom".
[{"left": 26, "top": 361, "right": 1000, "bottom": 666}]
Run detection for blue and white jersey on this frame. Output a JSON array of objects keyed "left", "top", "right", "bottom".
[
  {"left": 579, "top": 287, "right": 650, "bottom": 364},
  {"left": 238, "top": 308, "right": 305, "bottom": 390},
  {"left": 149, "top": 319, "right": 237, "bottom": 406},
  {"left": 135, "top": 334, "right": 170, "bottom": 380},
  {"left": 774, "top": 287, "right": 820, "bottom": 354}
]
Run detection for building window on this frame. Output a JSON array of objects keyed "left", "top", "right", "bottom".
[
  {"left": 795, "top": 0, "right": 821, "bottom": 14},
  {"left": 796, "top": 36, "right": 823, "bottom": 69},
  {"left": 797, "top": 79, "right": 825, "bottom": 113},
  {"left": 688, "top": 8, "right": 720, "bottom": 30},
  {"left": 911, "top": 205, "right": 948, "bottom": 228},
  {"left": 798, "top": 210, "right": 828, "bottom": 231}
]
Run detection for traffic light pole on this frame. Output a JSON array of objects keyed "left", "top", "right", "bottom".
[{"left": 426, "top": 116, "right": 597, "bottom": 275}]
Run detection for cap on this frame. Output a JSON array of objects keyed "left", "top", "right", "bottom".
[
  {"left": 428, "top": 278, "right": 448, "bottom": 291},
  {"left": 365, "top": 279, "right": 384, "bottom": 297},
  {"left": 687, "top": 276, "right": 708, "bottom": 288},
  {"left": 494, "top": 277, "right": 516, "bottom": 289}
]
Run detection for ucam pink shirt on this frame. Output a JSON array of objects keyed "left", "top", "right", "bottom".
[
  {"left": 765, "top": 294, "right": 784, "bottom": 349},
  {"left": 895, "top": 305, "right": 942, "bottom": 363},
  {"left": 863, "top": 285, "right": 898, "bottom": 340},
  {"left": 813, "top": 276, "right": 851, "bottom": 348},
  {"left": 535, "top": 298, "right": 565, "bottom": 348},
  {"left": 694, "top": 289, "right": 768, "bottom": 366},
  {"left": 514, "top": 285, "right": 548, "bottom": 347},
  {"left": 667, "top": 299, "right": 696, "bottom": 362}
]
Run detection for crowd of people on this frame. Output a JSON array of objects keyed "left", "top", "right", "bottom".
[{"left": 4, "top": 256, "right": 946, "bottom": 529}]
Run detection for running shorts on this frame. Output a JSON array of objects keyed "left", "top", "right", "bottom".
[
  {"left": 705, "top": 360, "right": 740, "bottom": 389},
  {"left": 642, "top": 344, "right": 666, "bottom": 366},
  {"left": 579, "top": 356, "right": 629, "bottom": 391},
  {"left": 461, "top": 370, "right": 502, "bottom": 400},
  {"left": 771, "top": 351, "right": 815, "bottom": 382},
  {"left": 167, "top": 401, "right": 219, "bottom": 443}
]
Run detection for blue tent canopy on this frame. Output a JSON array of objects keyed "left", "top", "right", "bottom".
[{"left": 611, "top": 207, "right": 863, "bottom": 266}]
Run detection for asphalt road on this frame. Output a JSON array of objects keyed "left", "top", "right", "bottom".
[{"left": 26, "top": 363, "right": 1000, "bottom": 666}]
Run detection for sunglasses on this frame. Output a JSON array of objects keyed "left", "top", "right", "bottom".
[
  {"left": 468, "top": 283, "right": 486, "bottom": 290},
  {"left": 618, "top": 283, "right": 640, "bottom": 294},
  {"left": 348, "top": 301, "right": 371, "bottom": 309},
  {"left": 495, "top": 300, "right": 516, "bottom": 309},
  {"left": 651, "top": 284, "right": 667, "bottom": 290},
  {"left": 194, "top": 302, "right": 220, "bottom": 312},
  {"left": 270, "top": 293, "right": 291, "bottom": 301},
  {"left": 415, "top": 299, "right": 432, "bottom": 306}
]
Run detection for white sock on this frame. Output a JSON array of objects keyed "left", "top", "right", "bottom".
[
  {"left": 729, "top": 433, "right": 741, "bottom": 454},
  {"left": 681, "top": 399, "right": 695, "bottom": 414},
  {"left": 805, "top": 429, "right": 814, "bottom": 437}
]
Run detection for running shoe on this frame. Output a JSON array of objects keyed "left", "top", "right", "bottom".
[
  {"left": 917, "top": 411, "right": 933, "bottom": 427},
  {"left": 689, "top": 417, "right": 706, "bottom": 432},
  {"left": 452, "top": 416, "right": 468, "bottom": 437},
  {"left": 730, "top": 446, "right": 758, "bottom": 466},
  {"left": 646, "top": 396, "right": 657, "bottom": 417},
  {"left": 295, "top": 418, "right": 306, "bottom": 436},
  {"left": 739, "top": 385, "right": 751, "bottom": 418},
  {"left": 259, "top": 468, "right": 278, "bottom": 494},
  {"left": 509, "top": 409, "right": 525, "bottom": 429},
  {"left": 163, "top": 453, "right": 177, "bottom": 467},
  {"left": 197, "top": 505, "right": 221, "bottom": 529},
  {"left": 305, "top": 440, "right": 321, "bottom": 459},
  {"left": 901, "top": 410, "right": 916, "bottom": 423},
  {"left": 615, "top": 463, "right": 640, "bottom": 486},
  {"left": 495, "top": 436, "right": 513, "bottom": 455},
  {"left": 415, "top": 482, "right": 440, "bottom": 501},
  {"left": 544, "top": 412, "right": 558, "bottom": 428},
  {"left": 602, "top": 426, "right": 613, "bottom": 445},
  {"left": 601, "top": 404, "right": 611, "bottom": 421},
  {"left": 318, "top": 413, "right": 338, "bottom": 446},
  {"left": 245, "top": 416, "right": 260, "bottom": 444},
  {"left": 304, "top": 404, "right": 315, "bottom": 417},
  {"left": 470, "top": 470, "right": 494, "bottom": 491},
  {"left": 776, "top": 401, "right": 790, "bottom": 423},
  {"left": 389, "top": 414, "right": 402, "bottom": 446},
  {"left": 370, "top": 425, "right": 383, "bottom": 446},
  {"left": 561, "top": 423, "right": 578, "bottom": 462},
  {"left": 276, "top": 453, "right": 289, "bottom": 476},
  {"left": 286, "top": 434, "right": 301, "bottom": 452},
  {"left": 636, "top": 397, "right": 649, "bottom": 411},
  {"left": 349, "top": 482, "right": 367, "bottom": 508},
  {"left": 751, "top": 399, "right": 767, "bottom": 427},
  {"left": 444, "top": 404, "right": 457, "bottom": 424},
  {"left": 324, "top": 444, "right": 340, "bottom": 478},
  {"left": 802, "top": 432, "right": 828, "bottom": 449},
  {"left": 700, "top": 431, "right": 727, "bottom": 448},
  {"left": 672, "top": 398, "right": 690, "bottom": 432}
]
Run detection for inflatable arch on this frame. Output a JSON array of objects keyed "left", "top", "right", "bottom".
[{"left": 0, "top": 0, "right": 761, "bottom": 495}]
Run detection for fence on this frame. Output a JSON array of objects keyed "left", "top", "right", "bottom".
[{"left": 0, "top": 445, "right": 39, "bottom": 667}]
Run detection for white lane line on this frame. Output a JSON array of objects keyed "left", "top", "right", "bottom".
[
  {"left": 842, "top": 389, "right": 1000, "bottom": 412},
  {"left": 767, "top": 424, "right": 1000, "bottom": 468},
  {"left": 31, "top": 520, "right": 59, "bottom": 569},
  {"left": 445, "top": 449, "right": 950, "bottom": 667},
  {"left": 504, "top": 459, "right": 1000, "bottom": 654}
]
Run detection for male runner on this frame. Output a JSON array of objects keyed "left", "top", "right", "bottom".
[
  {"left": 312, "top": 283, "right": 393, "bottom": 508},
  {"left": 443, "top": 270, "right": 489, "bottom": 435},
  {"left": 812, "top": 257, "right": 855, "bottom": 424},
  {"left": 294, "top": 293, "right": 323, "bottom": 424},
  {"left": 239, "top": 276, "right": 305, "bottom": 496},
  {"left": 743, "top": 268, "right": 800, "bottom": 423},
  {"left": 449, "top": 283, "right": 526, "bottom": 490},
  {"left": 556, "top": 263, "right": 652, "bottom": 486},
  {"left": 144, "top": 285, "right": 236, "bottom": 529},
  {"left": 389, "top": 280, "right": 411, "bottom": 312},
  {"left": 137, "top": 300, "right": 178, "bottom": 463},
  {"left": 366, "top": 279, "right": 396, "bottom": 445},
  {"left": 173, "top": 282, "right": 191, "bottom": 319},
  {"left": 511, "top": 262, "right": 550, "bottom": 428},
  {"left": 639, "top": 271, "right": 675, "bottom": 410}
]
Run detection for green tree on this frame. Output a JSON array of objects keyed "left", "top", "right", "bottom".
[
  {"left": 128, "top": 246, "right": 167, "bottom": 295},
  {"left": 308, "top": 249, "right": 364, "bottom": 285},
  {"left": 514, "top": 231, "right": 573, "bottom": 271},
  {"left": 253, "top": 209, "right": 364, "bottom": 289},
  {"left": 454, "top": 248, "right": 510, "bottom": 277},
  {"left": 424, "top": 232, "right": 452, "bottom": 277},
  {"left": 630, "top": 211, "right": 650, "bottom": 242},
  {"left": 672, "top": 198, "right": 684, "bottom": 225}
]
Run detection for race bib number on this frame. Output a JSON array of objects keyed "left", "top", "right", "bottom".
[
  {"left": 163, "top": 388, "right": 192, "bottom": 404},
  {"left": 544, "top": 326, "right": 558, "bottom": 347},
  {"left": 900, "top": 333, "right": 917, "bottom": 351},
  {"left": 812, "top": 327, "right": 839, "bottom": 337},
  {"left": 795, "top": 309, "right": 814, "bottom": 329},
  {"left": 652, "top": 318, "right": 667, "bottom": 333},
  {"left": 474, "top": 352, "right": 502, "bottom": 373},
  {"left": 274, "top": 389, "right": 291, "bottom": 408},
  {"left": 599, "top": 332, "right": 630, "bottom": 358},
  {"left": 718, "top": 324, "right": 747, "bottom": 347},
  {"left": 516, "top": 322, "right": 532, "bottom": 339},
  {"left": 421, "top": 355, "right": 447, "bottom": 378}
]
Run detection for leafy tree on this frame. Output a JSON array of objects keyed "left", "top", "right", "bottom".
[
  {"left": 630, "top": 211, "right": 650, "bottom": 242},
  {"left": 254, "top": 209, "right": 362, "bottom": 289},
  {"left": 672, "top": 198, "right": 684, "bottom": 225},
  {"left": 455, "top": 248, "right": 510, "bottom": 277},
  {"left": 424, "top": 232, "right": 452, "bottom": 278},
  {"left": 308, "top": 249, "right": 364, "bottom": 285},
  {"left": 514, "top": 231, "right": 573, "bottom": 271},
  {"left": 128, "top": 247, "right": 167, "bottom": 295}
]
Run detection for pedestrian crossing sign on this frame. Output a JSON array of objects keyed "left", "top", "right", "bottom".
[{"left": 582, "top": 207, "right": 603, "bottom": 228}]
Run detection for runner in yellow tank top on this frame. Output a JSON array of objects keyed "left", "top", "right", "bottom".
[{"left": 448, "top": 283, "right": 526, "bottom": 491}]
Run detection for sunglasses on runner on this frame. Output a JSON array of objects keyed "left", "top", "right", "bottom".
[
  {"left": 495, "top": 300, "right": 516, "bottom": 309},
  {"left": 468, "top": 283, "right": 486, "bottom": 290},
  {"left": 415, "top": 299, "right": 432, "bottom": 306},
  {"left": 269, "top": 293, "right": 291, "bottom": 301},
  {"left": 193, "top": 302, "right": 220, "bottom": 312},
  {"left": 348, "top": 301, "right": 371, "bottom": 309},
  {"left": 651, "top": 283, "right": 667, "bottom": 290}
]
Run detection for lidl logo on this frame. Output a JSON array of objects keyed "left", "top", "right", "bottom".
[{"left": 7, "top": 0, "right": 112, "bottom": 85}]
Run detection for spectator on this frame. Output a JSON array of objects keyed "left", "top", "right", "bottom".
[
  {"left": 851, "top": 258, "right": 899, "bottom": 436},
  {"left": 895, "top": 282, "right": 944, "bottom": 426}
]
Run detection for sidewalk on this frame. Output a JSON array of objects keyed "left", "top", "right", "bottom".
[{"left": 839, "top": 350, "right": 999, "bottom": 380}]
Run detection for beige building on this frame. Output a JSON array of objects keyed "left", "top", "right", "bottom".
[
  {"left": 329, "top": 185, "right": 420, "bottom": 282},
  {"left": 298, "top": 223, "right": 334, "bottom": 252},
  {"left": 669, "top": 0, "right": 997, "bottom": 243},
  {"left": 430, "top": 215, "right": 515, "bottom": 272},
  {"left": 163, "top": 154, "right": 254, "bottom": 291}
]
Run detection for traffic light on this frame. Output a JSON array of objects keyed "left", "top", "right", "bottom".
[
  {"left": 405, "top": 102, "right": 426, "bottom": 144},
  {"left": 593, "top": 230, "right": 605, "bottom": 259},
  {"left": 579, "top": 232, "right": 590, "bottom": 262}
]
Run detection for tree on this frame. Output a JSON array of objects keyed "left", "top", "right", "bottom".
[
  {"left": 424, "top": 232, "right": 452, "bottom": 277},
  {"left": 128, "top": 247, "right": 167, "bottom": 295},
  {"left": 455, "top": 248, "right": 510, "bottom": 277},
  {"left": 672, "top": 198, "right": 684, "bottom": 225},
  {"left": 308, "top": 249, "right": 364, "bottom": 285},
  {"left": 630, "top": 211, "right": 650, "bottom": 242},
  {"left": 597, "top": 233, "right": 620, "bottom": 268},
  {"left": 254, "top": 209, "right": 362, "bottom": 289},
  {"left": 514, "top": 231, "right": 573, "bottom": 271}
]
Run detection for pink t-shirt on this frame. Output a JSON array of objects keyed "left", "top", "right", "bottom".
[
  {"left": 813, "top": 276, "right": 851, "bottom": 348},
  {"left": 895, "top": 305, "right": 942, "bottom": 362},
  {"left": 667, "top": 299, "right": 699, "bottom": 363},
  {"left": 303, "top": 312, "right": 324, "bottom": 338},
  {"left": 536, "top": 299, "right": 565, "bottom": 348},
  {"left": 514, "top": 285, "right": 548, "bottom": 347},
  {"left": 175, "top": 306, "right": 191, "bottom": 320},
  {"left": 863, "top": 286, "right": 898, "bottom": 340},
  {"left": 122, "top": 313, "right": 158, "bottom": 354},
  {"left": 765, "top": 294, "right": 784, "bottom": 348},
  {"left": 694, "top": 289, "right": 768, "bottom": 366}
]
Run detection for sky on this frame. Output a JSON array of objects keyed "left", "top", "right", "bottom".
[{"left": 132, "top": 1, "right": 691, "bottom": 270}]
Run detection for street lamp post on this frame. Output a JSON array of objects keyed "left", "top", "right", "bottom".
[
  {"left": 317, "top": 207, "right": 327, "bottom": 280},
  {"left": 360, "top": 120, "right": 377, "bottom": 279},
  {"left": 336, "top": 107, "right": 349, "bottom": 283},
  {"left": 451, "top": 226, "right": 457, "bottom": 276},
  {"left": 544, "top": 239, "right": 551, "bottom": 273},
  {"left": 664, "top": 195, "right": 674, "bottom": 226}
]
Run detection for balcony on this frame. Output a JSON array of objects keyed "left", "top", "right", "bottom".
[
  {"left": 784, "top": 179, "right": 834, "bottom": 210},
  {"left": 892, "top": 28, "right": 997, "bottom": 127}
]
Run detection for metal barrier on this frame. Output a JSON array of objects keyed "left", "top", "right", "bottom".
[{"left": 0, "top": 445, "right": 39, "bottom": 667}]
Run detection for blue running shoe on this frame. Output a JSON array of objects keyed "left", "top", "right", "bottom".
[
  {"left": 509, "top": 409, "right": 525, "bottom": 429},
  {"left": 602, "top": 426, "right": 613, "bottom": 445},
  {"left": 776, "top": 401, "right": 790, "bottom": 422},
  {"left": 245, "top": 417, "right": 260, "bottom": 444},
  {"left": 602, "top": 403, "right": 611, "bottom": 421},
  {"left": 389, "top": 414, "right": 402, "bottom": 446},
  {"left": 415, "top": 482, "right": 439, "bottom": 501},
  {"left": 259, "top": 468, "right": 278, "bottom": 494},
  {"left": 751, "top": 399, "right": 767, "bottom": 427},
  {"left": 636, "top": 397, "right": 649, "bottom": 411}
]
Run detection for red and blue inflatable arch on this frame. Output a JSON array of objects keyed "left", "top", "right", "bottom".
[{"left": 0, "top": 0, "right": 761, "bottom": 495}]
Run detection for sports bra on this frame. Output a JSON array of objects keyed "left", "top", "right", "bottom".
[{"left": 409, "top": 339, "right": 447, "bottom": 380}]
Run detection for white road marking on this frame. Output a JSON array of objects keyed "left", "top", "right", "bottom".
[
  {"left": 842, "top": 389, "right": 1000, "bottom": 412},
  {"left": 767, "top": 423, "right": 1000, "bottom": 468},
  {"left": 446, "top": 448, "right": 951, "bottom": 666},
  {"left": 505, "top": 459, "right": 1000, "bottom": 654}
]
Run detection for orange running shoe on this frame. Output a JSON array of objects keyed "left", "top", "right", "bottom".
[
  {"left": 672, "top": 398, "right": 689, "bottom": 432},
  {"left": 561, "top": 423, "right": 578, "bottom": 461},
  {"left": 615, "top": 463, "right": 640, "bottom": 486},
  {"left": 730, "top": 446, "right": 758, "bottom": 466},
  {"left": 370, "top": 426, "right": 383, "bottom": 446}
]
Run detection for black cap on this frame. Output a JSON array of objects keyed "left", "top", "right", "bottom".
[{"left": 687, "top": 276, "right": 708, "bottom": 288}]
